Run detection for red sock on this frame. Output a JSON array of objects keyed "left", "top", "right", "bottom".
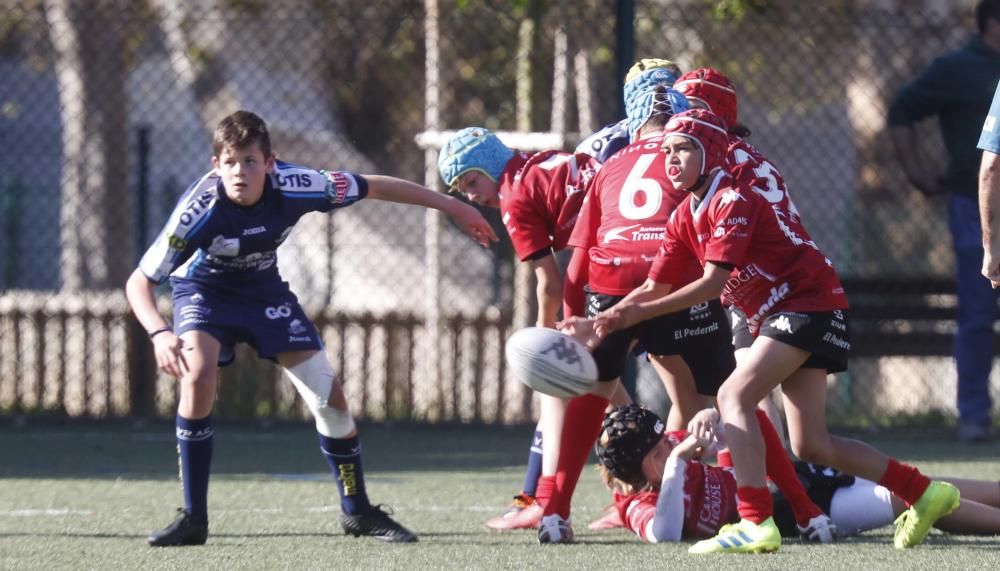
[
  {"left": 544, "top": 393, "right": 609, "bottom": 519},
  {"left": 755, "top": 410, "right": 822, "bottom": 526},
  {"left": 737, "top": 486, "right": 773, "bottom": 525},
  {"left": 878, "top": 458, "right": 931, "bottom": 507},
  {"left": 534, "top": 475, "right": 555, "bottom": 508}
]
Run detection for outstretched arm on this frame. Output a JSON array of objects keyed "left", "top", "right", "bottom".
[
  {"left": 364, "top": 175, "right": 498, "bottom": 247},
  {"left": 595, "top": 262, "right": 729, "bottom": 337}
]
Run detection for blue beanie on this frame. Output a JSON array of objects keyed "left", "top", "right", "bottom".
[
  {"left": 624, "top": 68, "right": 690, "bottom": 140},
  {"left": 438, "top": 127, "right": 515, "bottom": 188}
]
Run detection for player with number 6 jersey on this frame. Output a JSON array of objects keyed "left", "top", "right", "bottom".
[{"left": 534, "top": 72, "right": 736, "bottom": 544}]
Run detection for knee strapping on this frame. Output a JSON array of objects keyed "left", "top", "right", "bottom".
[{"left": 285, "top": 352, "right": 356, "bottom": 438}]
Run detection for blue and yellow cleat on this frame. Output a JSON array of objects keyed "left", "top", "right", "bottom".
[
  {"left": 893, "top": 481, "right": 960, "bottom": 549},
  {"left": 689, "top": 517, "right": 781, "bottom": 554}
]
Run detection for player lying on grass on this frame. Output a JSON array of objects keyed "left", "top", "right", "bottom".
[{"left": 597, "top": 404, "right": 1000, "bottom": 543}]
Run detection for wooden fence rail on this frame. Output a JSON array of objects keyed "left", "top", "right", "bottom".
[{"left": 0, "top": 291, "right": 525, "bottom": 423}]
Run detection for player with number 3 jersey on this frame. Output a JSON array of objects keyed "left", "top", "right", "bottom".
[{"left": 592, "top": 108, "right": 962, "bottom": 554}]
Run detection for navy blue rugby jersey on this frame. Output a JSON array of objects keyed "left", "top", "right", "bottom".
[
  {"left": 574, "top": 119, "right": 630, "bottom": 164},
  {"left": 139, "top": 160, "right": 367, "bottom": 287}
]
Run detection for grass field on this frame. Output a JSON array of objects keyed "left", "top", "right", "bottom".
[{"left": 2, "top": 419, "right": 999, "bottom": 570}]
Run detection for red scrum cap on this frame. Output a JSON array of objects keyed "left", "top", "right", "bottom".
[
  {"left": 673, "top": 68, "right": 738, "bottom": 130},
  {"left": 663, "top": 109, "right": 730, "bottom": 175}
]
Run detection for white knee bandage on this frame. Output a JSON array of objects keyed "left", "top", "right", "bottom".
[{"left": 285, "top": 352, "right": 356, "bottom": 438}]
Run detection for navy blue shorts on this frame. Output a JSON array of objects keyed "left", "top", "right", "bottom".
[
  {"left": 586, "top": 289, "right": 735, "bottom": 395},
  {"left": 171, "top": 279, "right": 323, "bottom": 366}
]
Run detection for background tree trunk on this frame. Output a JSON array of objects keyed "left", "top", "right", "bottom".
[{"left": 45, "top": 0, "right": 130, "bottom": 291}]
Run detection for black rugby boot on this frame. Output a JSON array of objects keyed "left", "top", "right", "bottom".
[
  {"left": 340, "top": 505, "right": 418, "bottom": 543},
  {"left": 148, "top": 508, "right": 209, "bottom": 547}
]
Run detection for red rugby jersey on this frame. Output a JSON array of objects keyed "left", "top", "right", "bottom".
[
  {"left": 615, "top": 432, "right": 740, "bottom": 542},
  {"left": 649, "top": 170, "right": 848, "bottom": 336},
  {"left": 567, "top": 135, "right": 698, "bottom": 295},
  {"left": 498, "top": 150, "right": 598, "bottom": 261}
]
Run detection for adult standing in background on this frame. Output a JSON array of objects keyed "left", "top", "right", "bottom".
[{"left": 889, "top": 0, "right": 1000, "bottom": 443}]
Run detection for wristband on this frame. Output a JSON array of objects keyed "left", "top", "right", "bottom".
[{"left": 148, "top": 326, "right": 172, "bottom": 340}]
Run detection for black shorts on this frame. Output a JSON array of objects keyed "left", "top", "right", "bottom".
[
  {"left": 773, "top": 462, "right": 856, "bottom": 537},
  {"left": 755, "top": 310, "right": 850, "bottom": 374},
  {"left": 729, "top": 306, "right": 753, "bottom": 351},
  {"left": 586, "top": 289, "right": 735, "bottom": 395}
]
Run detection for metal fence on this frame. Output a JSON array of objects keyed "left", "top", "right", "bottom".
[{"left": 0, "top": 0, "right": 997, "bottom": 425}]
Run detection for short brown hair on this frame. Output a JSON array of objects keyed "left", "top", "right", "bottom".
[{"left": 212, "top": 110, "right": 272, "bottom": 157}]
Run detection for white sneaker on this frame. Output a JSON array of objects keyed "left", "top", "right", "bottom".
[
  {"left": 538, "top": 514, "right": 575, "bottom": 544},
  {"left": 797, "top": 514, "right": 837, "bottom": 543}
]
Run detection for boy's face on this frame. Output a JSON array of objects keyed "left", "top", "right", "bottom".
[
  {"left": 213, "top": 143, "right": 275, "bottom": 206},
  {"left": 640, "top": 437, "right": 673, "bottom": 486},
  {"left": 455, "top": 170, "right": 500, "bottom": 208},
  {"left": 661, "top": 135, "right": 703, "bottom": 191}
]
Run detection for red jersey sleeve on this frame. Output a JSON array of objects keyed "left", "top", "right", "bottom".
[
  {"left": 503, "top": 183, "right": 553, "bottom": 261},
  {"left": 702, "top": 186, "right": 764, "bottom": 268},
  {"left": 648, "top": 213, "right": 699, "bottom": 285},
  {"left": 614, "top": 490, "right": 660, "bottom": 543}
]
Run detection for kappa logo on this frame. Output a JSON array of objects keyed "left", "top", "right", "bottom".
[
  {"left": 719, "top": 190, "right": 745, "bottom": 205},
  {"left": 770, "top": 315, "right": 793, "bottom": 333},
  {"left": 539, "top": 337, "right": 584, "bottom": 371}
]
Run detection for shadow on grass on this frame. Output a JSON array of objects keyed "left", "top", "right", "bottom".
[
  {"left": 0, "top": 419, "right": 537, "bottom": 479},
  {"left": 3, "top": 417, "right": 998, "bottom": 481}
]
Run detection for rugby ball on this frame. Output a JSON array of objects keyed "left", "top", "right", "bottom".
[{"left": 505, "top": 327, "right": 599, "bottom": 399}]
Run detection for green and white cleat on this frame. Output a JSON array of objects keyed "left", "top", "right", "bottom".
[
  {"left": 893, "top": 481, "right": 960, "bottom": 549},
  {"left": 688, "top": 517, "right": 781, "bottom": 554}
]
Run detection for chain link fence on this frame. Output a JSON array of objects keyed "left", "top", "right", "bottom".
[{"left": 0, "top": 0, "right": 997, "bottom": 426}]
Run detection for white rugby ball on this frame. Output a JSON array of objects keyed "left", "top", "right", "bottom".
[{"left": 505, "top": 327, "right": 599, "bottom": 399}]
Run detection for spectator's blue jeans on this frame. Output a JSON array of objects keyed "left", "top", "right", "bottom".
[{"left": 948, "top": 194, "right": 997, "bottom": 426}]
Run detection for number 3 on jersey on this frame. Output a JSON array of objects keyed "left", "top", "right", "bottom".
[
  {"left": 732, "top": 148, "right": 800, "bottom": 216},
  {"left": 619, "top": 154, "right": 663, "bottom": 220}
]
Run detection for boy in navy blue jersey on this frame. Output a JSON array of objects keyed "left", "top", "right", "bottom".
[{"left": 126, "top": 110, "right": 496, "bottom": 546}]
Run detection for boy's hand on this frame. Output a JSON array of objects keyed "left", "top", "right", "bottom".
[
  {"left": 556, "top": 316, "right": 601, "bottom": 350},
  {"left": 593, "top": 302, "right": 640, "bottom": 338},
  {"left": 688, "top": 408, "right": 720, "bottom": 444},
  {"left": 672, "top": 434, "right": 706, "bottom": 461},
  {"left": 152, "top": 332, "right": 189, "bottom": 378},
  {"left": 448, "top": 201, "right": 498, "bottom": 247}
]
